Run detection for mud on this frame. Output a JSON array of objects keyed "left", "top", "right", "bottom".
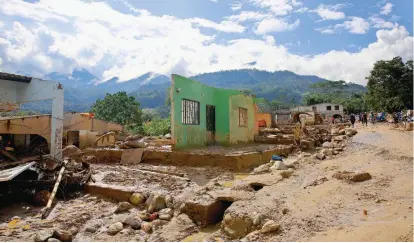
[{"left": 0, "top": 123, "right": 412, "bottom": 242}]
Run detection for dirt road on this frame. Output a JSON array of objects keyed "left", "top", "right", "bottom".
[{"left": 267, "top": 123, "right": 413, "bottom": 241}]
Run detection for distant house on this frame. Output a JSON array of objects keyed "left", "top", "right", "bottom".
[
  {"left": 272, "top": 110, "right": 291, "bottom": 125},
  {"left": 291, "top": 103, "right": 344, "bottom": 118},
  {"left": 170, "top": 74, "right": 257, "bottom": 149}
]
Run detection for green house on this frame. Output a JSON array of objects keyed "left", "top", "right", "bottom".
[{"left": 170, "top": 74, "right": 257, "bottom": 149}]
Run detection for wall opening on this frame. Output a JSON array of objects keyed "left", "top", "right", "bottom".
[
  {"left": 209, "top": 199, "right": 234, "bottom": 225},
  {"left": 250, "top": 183, "right": 265, "bottom": 191}
]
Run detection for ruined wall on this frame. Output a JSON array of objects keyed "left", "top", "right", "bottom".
[
  {"left": 229, "top": 94, "right": 255, "bottom": 144},
  {"left": 171, "top": 74, "right": 241, "bottom": 149},
  {"left": 256, "top": 113, "right": 271, "bottom": 128},
  {"left": 64, "top": 113, "right": 123, "bottom": 134},
  {"left": 0, "top": 115, "right": 51, "bottom": 144}
]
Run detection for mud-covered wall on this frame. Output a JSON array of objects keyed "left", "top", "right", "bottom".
[
  {"left": 256, "top": 113, "right": 271, "bottom": 128},
  {"left": 171, "top": 74, "right": 242, "bottom": 149},
  {"left": 229, "top": 94, "right": 255, "bottom": 144}
]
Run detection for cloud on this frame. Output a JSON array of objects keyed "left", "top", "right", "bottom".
[
  {"left": 380, "top": 2, "right": 393, "bottom": 15},
  {"left": 251, "top": 0, "right": 302, "bottom": 16},
  {"left": 211, "top": 0, "right": 218, "bottom": 2},
  {"left": 254, "top": 18, "right": 300, "bottom": 34},
  {"left": 315, "top": 26, "right": 335, "bottom": 34},
  {"left": 336, "top": 17, "right": 370, "bottom": 34},
  {"left": 225, "top": 11, "right": 270, "bottom": 22},
  {"left": 190, "top": 18, "right": 245, "bottom": 33},
  {"left": 230, "top": 1, "right": 242, "bottom": 11},
  {"left": 369, "top": 16, "right": 395, "bottom": 29},
  {"left": 0, "top": 0, "right": 412, "bottom": 86},
  {"left": 315, "top": 4, "right": 346, "bottom": 20}
]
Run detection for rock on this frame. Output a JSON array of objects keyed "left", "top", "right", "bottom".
[
  {"left": 322, "top": 142, "right": 333, "bottom": 148},
  {"left": 282, "top": 208, "right": 288, "bottom": 214},
  {"left": 125, "top": 140, "right": 148, "bottom": 148},
  {"left": 334, "top": 147, "right": 343, "bottom": 152},
  {"left": 152, "top": 219, "right": 169, "bottom": 230},
  {"left": 165, "top": 195, "right": 174, "bottom": 209},
  {"left": 141, "top": 222, "right": 153, "bottom": 234},
  {"left": 284, "top": 159, "right": 298, "bottom": 169},
  {"left": 159, "top": 208, "right": 173, "bottom": 217},
  {"left": 158, "top": 214, "right": 171, "bottom": 221},
  {"left": 300, "top": 139, "right": 315, "bottom": 149},
  {"left": 138, "top": 212, "right": 150, "bottom": 221},
  {"left": 279, "top": 169, "right": 294, "bottom": 179},
  {"left": 333, "top": 136, "right": 343, "bottom": 142},
  {"left": 107, "top": 222, "right": 124, "bottom": 235},
  {"left": 241, "top": 230, "right": 260, "bottom": 242},
  {"left": 260, "top": 220, "right": 280, "bottom": 234},
  {"left": 252, "top": 214, "right": 263, "bottom": 226},
  {"left": 332, "top": 150, "right": 339, "bottom": 155},
  {"left": 82, "top": 155, "right": 97, "bottom": 164},
  {"left": 35, "top": 229, "right": 54, "bottom": 242},
  {"left": 123, "top": 216, "right": 142, "bottom": 230},
  {"left": 338, "top": 129, "right": 346, "bottom": 135},
  {"left": 271, "top": 161, "right": 288, "bottom": 170},
  {"left": 251, "top": 164, "right": 271, "bottom": 174},
  {"left": 221, "top": 213, "right": 253, "bottom": 239},
  {"left": 53, "top": 229, "right": 72, "bottom": 242},
  {"left": 68, "top": 227, "right": 78, "bottom": 236},
  {"left": 333, "top": 171, "right": 372, "bottom": 182},
  {"left": 316, "top": 153, "right": 326, "bottom": 160},
  {"left": 62, "top": 145, "right": 81, "bottom": 158},
  {"left": 345, "top": 128, "right": 357, "bottom": 136},
  {"left": 47, "top": 238, "right": 60, "bottom": 242},
  {"left": 346, "top": 132, "right": 353, "bottom": 137},
  {"left": 164, "top": 133, "right": 171, "bottom": 139},
  {"left": 146, "top": 193, "right": 166, "bottom": 213},
  {"left": 85, "top": 226, "right": 98, "bottom": 233},
  {"left": 321, "top": 149, "right": 333, "bottom": 156},
  {"left": 129, "top": 193, "right": 146, "bottom": 206},
  {"left": 115, "top": 202, "right": 132, "bottom": 213}
]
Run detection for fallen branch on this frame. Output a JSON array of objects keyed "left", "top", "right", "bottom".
[{"left": 41, "top": 159, "right": 68, "bottom": 219}]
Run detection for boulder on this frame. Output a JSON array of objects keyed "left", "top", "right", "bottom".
[
  {"left": 316, "top": 153, "right": 326, "bottom": 160},
  {"left": 164, "top": 133, "right": 171, "bottom": 139},
  {"left": 85, "top": 225, "right": 98, "bottom": 233},
  {"left": 138, "top": 212, "right": 150, "bottom": 221},
  {"left": 34, "top": 229, "right": 54, "bottom": 242},
  {"left": 338, "top": 129, "right": 346, "bottom": 135},
  {"left": 345, "top": 128, "right": 357, "bottom": 136},
  {"left": 260, "top": 220, "right": 280, "bottom": 234},
  {"left": 333, "top": 171, "right": 372, "bottom": 182},
  {"left": 141, "top": 222, "right": 153, "bottom": 234},
  {"left": 107, "top": 222, "right": 124, "bottom": 235},
  {"left": 300, "top": 139, "right": 315, "bottom": 149},
  {"left": 53, "top": 229, "right": 72, "bottom": 242},
  {"left": 333, "top": 136, "right": 343, "bottom": 142},
  {"left": 123, "top": 216, "right": 142, "bottom": 230},
  {"left": 115, "top": 202, "right": 132, "bottom": 213},
  {"left": 146, "top": 193, "right": 166, "bottom": 213},
  {"left": 251, "top": 164, "right": 271, "bottom": 174},
  {"left": 62, "top": 145, "right": 81, "bottom": 158},
  {"left": 321, "top": 149, "right": 333, "bottom": 156},
  {"left": 279, "top": 169, "right": 294, "bottom": 179},
  {"left": 271, "top": 161, "right": 288, "bottom": 170},
  {"left": 125, "top": 140, "right": 148, "bottom": 148},
  {"left": 284, "top": 159, "right": 298, "bottom": 169},
  {"left": 129, "top": 193, "right": 146, "bottom": 206},
  {"left": 322, "top": 142, "right": 333, "bottom": 148},
  {"left": 222, "top": 213, "right": 253, "bottom": 239}
]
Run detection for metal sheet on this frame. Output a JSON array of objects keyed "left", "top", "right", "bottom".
[{"left": 0, "top": 162, "right": 36, "bottom": 182}]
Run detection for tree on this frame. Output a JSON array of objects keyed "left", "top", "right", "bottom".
[
  {"left": 366, "top": 57, "right": 413, "bottom": 112},
  {"left": 90, "top": 92, "right": 142, "bottom": 127}
]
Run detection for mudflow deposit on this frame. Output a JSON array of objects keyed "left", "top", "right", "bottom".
[{"left": 0, "top": 123, "right": 412, "bottom": 242}]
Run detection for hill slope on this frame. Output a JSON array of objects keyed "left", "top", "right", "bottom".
[{"left": 21, "top": 69, "right": 366, "bottom": 113}]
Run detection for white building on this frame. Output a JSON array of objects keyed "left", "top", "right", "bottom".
[{"left": 291, "top": 103, "right": 344, "bottom": 118}]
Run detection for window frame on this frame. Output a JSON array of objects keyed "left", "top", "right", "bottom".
[
  {"left": 334, "top": 105, "right": 339, "bottom": 111},
  {"left": 181, "top": 99, "right": 200, "bottom": 125},
  {"left": 326, "top": 106, "right": 332, "bottom": 111},
  {"left": 238, "top": 107, "right": 248, "bottom": 127}
]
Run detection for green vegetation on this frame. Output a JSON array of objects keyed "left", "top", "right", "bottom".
[
  {"left": 365, "top": 57, "right": 413, "bottom": 112},
  {"left": 90, "top": 92, "right": 142, "bottom": 129},
  {"left": 302, "top": 80, "right": 367, "bottom": 113},
  {"left": 142, "top": 118, "right": 171, "bottom": 136}
]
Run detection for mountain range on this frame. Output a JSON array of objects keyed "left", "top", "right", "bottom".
[{"left": 20, "top": 68, "right": 366, "bottom": 113}]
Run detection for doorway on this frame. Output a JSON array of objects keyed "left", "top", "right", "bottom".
[{"left": 206, "top": 105, "right": 216, "bottom": 145}]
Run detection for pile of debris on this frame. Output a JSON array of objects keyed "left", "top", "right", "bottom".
[
  {"left": 116, "top": 134, "right": 172, "bottom": 149},
  {"left": 0, "top": 153, "right": 92, "bottom": 218}
]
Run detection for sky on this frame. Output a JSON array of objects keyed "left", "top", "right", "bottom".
[{"left": 0, "top": 0, "right": 412, "bottom": 85}]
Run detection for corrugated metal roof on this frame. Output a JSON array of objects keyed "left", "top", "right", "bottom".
[{"left": 0, "top": 72, "right": 32, "bottom": 83}]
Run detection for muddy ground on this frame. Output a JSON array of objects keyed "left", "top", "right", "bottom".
[{"left": 0, "top": 123, "right": 412, "bottom": 242}]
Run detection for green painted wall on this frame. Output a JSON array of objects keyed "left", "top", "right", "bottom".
[{"left": 171, "top": 74, "right": 255, "bottom": 149}]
